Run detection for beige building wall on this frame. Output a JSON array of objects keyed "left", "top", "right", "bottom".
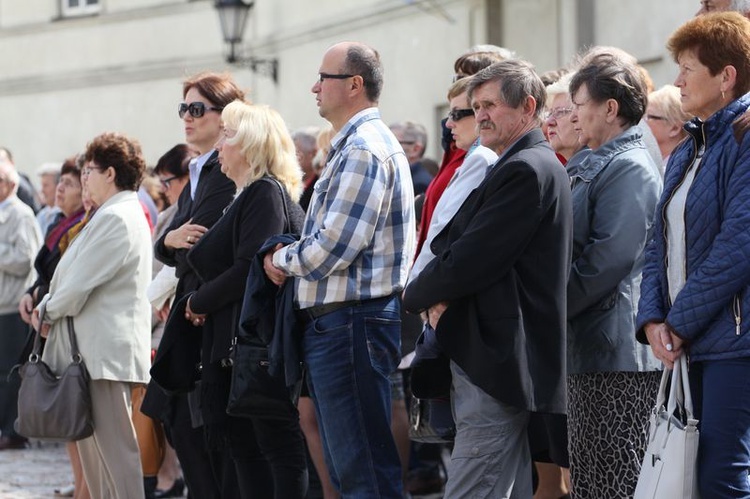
[{"left": 0, "top": 0, "right": 699, "bottom": 175}]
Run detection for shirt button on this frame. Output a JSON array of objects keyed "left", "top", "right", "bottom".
[{"left": 471, "top": 446, "right": 479, "bottom": 456}]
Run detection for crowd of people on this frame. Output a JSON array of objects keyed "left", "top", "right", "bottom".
[{"left": 1, "top": 2, "right": 750, "bottom": 498}]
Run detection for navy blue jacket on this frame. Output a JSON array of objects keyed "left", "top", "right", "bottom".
[
  {"left": 240, "top": 234, "right": 304, "bottom": 389},
  {"left": 637, "top": 94, "right": 750, "bottom": 361}
]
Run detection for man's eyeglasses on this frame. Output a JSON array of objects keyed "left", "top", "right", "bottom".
[
  {"left": 178, "top": 102, "right": 223, "bottom": 119},
  {"left": 318, "top": 73, "right": 356, "bottom": 83},
  {"left": 159, "top": 175, "right": 180, "bottom": 188},
  {"left": 544, "top": 107, "right": 573, "bottom": 121},
  {"left": 447, "top": 108, "right": 475, "bottom": 122}
]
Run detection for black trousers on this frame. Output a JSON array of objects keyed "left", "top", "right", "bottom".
[
  {"left": 0, "top": 313, "right": 28, "bottom": 438},
  {"left": 164, "top": 392, "right": 238, "bottom": 499}
]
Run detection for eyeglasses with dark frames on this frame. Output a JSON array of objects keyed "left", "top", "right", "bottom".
[
  {"left": 178, "top": 102, "right": 223, "bottom": 119},
  {"left": 318, "top": 73, "right": 356, "bottom": 83},
  {"left": 159, "top": 175, "right": 180, "bottom": 188},
  {"left": 447, "top": 108, "right": 475, "bottom": 122}
]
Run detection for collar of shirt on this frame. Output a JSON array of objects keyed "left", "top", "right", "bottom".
[
  {"left": 486, "top": 130, "right": 534, "bottom": 177},
  {"left": 327, "top": 107, "right": 380, "bottom": 158},
  {"left": 189, "top": 150, "right": 215, "bottom": 200}
]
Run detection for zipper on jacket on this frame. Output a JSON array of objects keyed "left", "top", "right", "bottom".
[
  {"left": 734, "top": 294, "right": 742, "bottom": 335},
  {"left": 660, "top": 124, "right": 707, "bottom": 307}
]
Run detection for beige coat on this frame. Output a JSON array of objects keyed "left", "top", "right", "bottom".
[{"left": 39, "top": 190, "right": 152, "bottom": 382}]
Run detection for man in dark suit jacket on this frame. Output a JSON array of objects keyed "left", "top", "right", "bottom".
[{"left": 403, "top": 59, "right": 573, "bottom": 498}]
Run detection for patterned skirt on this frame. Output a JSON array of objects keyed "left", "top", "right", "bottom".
[{"left": 567, "top": 370, "right": 661, "bottom": 499}]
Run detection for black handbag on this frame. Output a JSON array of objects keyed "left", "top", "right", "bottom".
[
  {"left": 225, "top": 338, "right": 299, "bottom": 420},
  {"left": 15, "top": 313, "right": 94, "bottom": 442},
  {"left": 226, "top": 176, "right": 300, "bottom": 420},
  {"left": 408, "top": 394, "right": 456, "bottom": 444}
]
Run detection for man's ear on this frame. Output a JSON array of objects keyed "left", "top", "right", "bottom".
[
  {"left": 523, "top": 95, "right": 537, "bottom": 118},
  {"left": 350, "top": 75, "right": 365, "bottom": 97}
]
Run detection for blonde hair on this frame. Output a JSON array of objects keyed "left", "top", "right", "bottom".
[
  {"left": 221, "top": 101, "right": 303, "bottom": 202},
  {"left": 648, "top": 85, "right": 691, "bottom": 127},
  {"left": 313, "top": 125, "right": 336, "bottom": 172}
]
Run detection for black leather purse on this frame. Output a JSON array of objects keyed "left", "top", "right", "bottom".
[
  {"left": 226, "top": 176, "right": 300, "bottom": 420},
  {"left": 225, "top": 337, "right": 298, "bottom": 420},
  {"left": 15, "top": 311, "right": 94, "bottom": 442}
]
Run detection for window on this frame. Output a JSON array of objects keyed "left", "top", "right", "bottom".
[{"left": 61, "top": 0, "right": 100, "bottom": 17}]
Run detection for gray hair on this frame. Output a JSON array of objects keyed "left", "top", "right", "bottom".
[
  {"left": 464, "top": 44, "right": 516, "bottom": 60},
  {"left": 545, "top": 72, "right": 575, "bottom": 99},
  {"left": 0, "top": 161, "right": 20, "bottom": 194},
  {"left": 389, "top": 121, "right": 428, "bottom": 150},
  {"left": 570, "top": 53, "right": 648, "bottom": 127},
  {"left": 467, "top": 59, "right": 547, "bottom": 120},
  {"left": 291, "top": 127, "right": 319, "bottom": 153},
  {"left": 343, "top": 44, "right": 383, "bottom": 103},
  {"left": 732, "top": 0, "right": 750, "bottom": 13},
  {"left": 36, "top": 162, "right": 62, "bottom": 182}
]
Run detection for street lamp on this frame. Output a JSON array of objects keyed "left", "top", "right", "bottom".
[{"left": 214, "top": 0, "right": 279, "bottom": 84}]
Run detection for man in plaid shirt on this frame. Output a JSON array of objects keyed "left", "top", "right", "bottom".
[{"left": 264, "top": 41, "right": 415, "bottom": 497}]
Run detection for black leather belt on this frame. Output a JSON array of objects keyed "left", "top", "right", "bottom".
[{"left": 303, "top": 299, "right": 363, "bottom": 320}]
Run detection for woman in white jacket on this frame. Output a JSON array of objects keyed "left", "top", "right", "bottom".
[{"left": 33, "top": 132, "right": 153, "bottom": 499}]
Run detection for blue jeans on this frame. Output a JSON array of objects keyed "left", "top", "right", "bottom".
[
  {"left": 303, "top": 295, "right": 402, "bottom": 498},
  {"left": 690, "top": 357, "right": 750, "bottom": 498}
]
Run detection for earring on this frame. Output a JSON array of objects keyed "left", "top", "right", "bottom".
[{"left": 722, "top": 90, "right": 726, "bottom": 100}]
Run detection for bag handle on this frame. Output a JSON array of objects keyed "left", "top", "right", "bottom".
[
  {"left": 665, "top": 355, "right": 694, "bottom": 422},
  {"left": 29, "top": 302, "right": 82, "bottom": 365},
  {"left": 677, "top": 355, "right": 694, "bottom": 420}
]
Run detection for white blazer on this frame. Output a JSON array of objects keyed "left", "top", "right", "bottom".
[{"left": 39, "top": 190, "right": 153, "bottom": 382}]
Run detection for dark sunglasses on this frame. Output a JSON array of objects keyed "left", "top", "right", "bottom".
[
  {"left": 178, "top": 102, "right": 222, "bottom": 119},
  {"left": 447, "top": 108, "right": 475, "bottom": 122}
]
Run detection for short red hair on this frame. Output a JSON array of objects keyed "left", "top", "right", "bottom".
[{"left": 667, "top": 12, "right": 750, "bottom": 98}]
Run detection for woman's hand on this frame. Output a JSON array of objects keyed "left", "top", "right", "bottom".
[
  {"left": 30, "top": 308, "right": 51, "bottom": 338},
  {"left": 184, "top": 295, "right": 206, "bottom": 327},
  {"left": 164, "top": 219, "right": 208, "bottom": 250},
  {"left": 156, "top": 302, "right": 171, "bottom": 323},
  {"left": 427, "top": 302, "right": 449, "bottom": 330},
  {"left": 644, "top": 322, "right": 683, "bottom": 368},
  {"left": 18, "top": 293, "right": 34, "bottom": 324}
]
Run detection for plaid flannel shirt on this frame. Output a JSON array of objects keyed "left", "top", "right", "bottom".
[{"left": 274, "top": 108, "right": 415, "bottom": 308}]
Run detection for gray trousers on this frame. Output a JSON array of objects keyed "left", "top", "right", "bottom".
[
  {"left": 445, "top": 362, "right": 532, "bottom": 499},
  {"left": 78, "top": 379, "right": 145, "bottom": 499}
]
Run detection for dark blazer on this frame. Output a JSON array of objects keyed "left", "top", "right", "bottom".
[
  {"left": 403, "top": 129, "right": 573, "bottom": 414},
  {"left": 154, "top": 152, "right": 236, "bottom": 296},
  {"left": 186, "top": 177, "right": 303, "bottom": 364},
  {"left": 145, "top": 153, "right": 234, "bottom": 406}
]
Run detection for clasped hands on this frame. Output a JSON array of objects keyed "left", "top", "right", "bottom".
[
  {"left": 644, "top": 322, "right": 684, "bottom": 369},
  {"left": 185, "top": 295, "right": 206, "bottom": 327}
]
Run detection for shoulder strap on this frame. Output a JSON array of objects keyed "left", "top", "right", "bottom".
[{"left": 261, "top": 176, "right": 290, "bottom": 233}]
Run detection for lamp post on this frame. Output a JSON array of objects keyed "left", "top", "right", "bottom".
[{"left": 214, "top": 0, "right": 278, "bottom": 84}]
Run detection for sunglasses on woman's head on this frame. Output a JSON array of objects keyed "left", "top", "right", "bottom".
[{"left": 178, "top": 102, "right": 223, "bottom": 119}]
